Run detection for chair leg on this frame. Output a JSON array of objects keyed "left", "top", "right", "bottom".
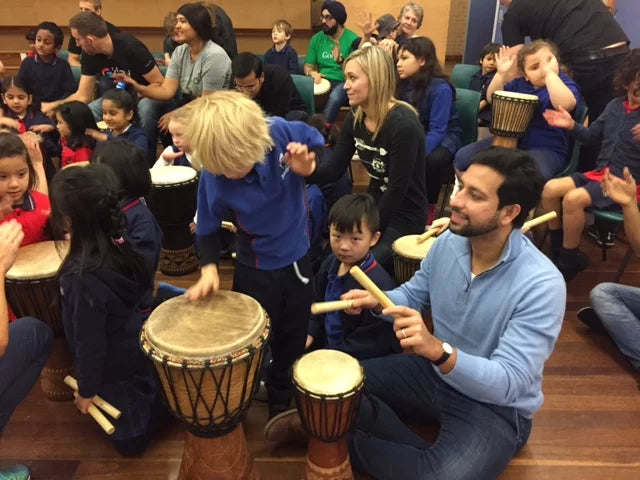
[{"left": 614, "top": 246, "right": 634, "bottom": 283}]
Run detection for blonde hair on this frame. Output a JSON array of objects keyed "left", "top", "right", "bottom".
[
  {"left": 346, "top": 46, "right": 416, "bottom": 139},
  {"left": 185, "top": 90, "right": 274, "bottom": 176}
]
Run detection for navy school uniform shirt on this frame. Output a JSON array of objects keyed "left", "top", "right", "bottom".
[
  {"left": 196, "top": 116, "right": 325, "bottom": 269},
  {"left": 469, "top": 70, "right": 496, "bottom": 126},
  {"left": 308, "top": 252, "right": 401, "bottom": 359},
  {"left": 18, "top": 54, "right": 76, "bottom": 102},
  {"left": 505, "top": 73, "right": 581, "bottom": 161},
  {"left": 60, "top": 258, "right": 150, "bottom": 399},
  {"left": 121, "top": 197, "right": 163, "bottom": 311},
  {"left": 264, "top": 43, "right": 299, "bottom": 74},
  {"left": 106, "top": 124, "right": 149, "bottom": 158}
]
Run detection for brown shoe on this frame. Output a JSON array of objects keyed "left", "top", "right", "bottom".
[{"left": 264, "top": 408, "right": 308, "bottom": 444}]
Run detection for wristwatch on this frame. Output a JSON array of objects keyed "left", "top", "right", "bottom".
[{"left": 432, "top": 342, "right": 454, "bottom": 366}]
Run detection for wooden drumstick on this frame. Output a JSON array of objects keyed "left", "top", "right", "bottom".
[
  {"left": 64, "top": 376, "right": 122, "bottom": 419},
  {"left": 72, "top": 392, "right": 116, "bottom": 435},
  {"left": 311, "top": 300, "right": 355, "bottom": 315},
  {"left": 349, "top": 266, "right": 395, "bottom": 310},
  {"left": 416, "top": 227, "right": 439, "bottom": 244},
  {"left": 523, "top": 211, "right": 558, "bottom": 230},
  {"left": 221, "top": 221, "right": 236, "bottom": 232}
]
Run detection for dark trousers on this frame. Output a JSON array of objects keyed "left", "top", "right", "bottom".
[
  {"left": 348, "top": 354, "right": 532, "bottom": 480},
  {"left": 0, "top": 317, "right": 53, "bottom": 432},
  {"left": 233, "top": 255, "right": 313, "bottom": 416},
  {"left": 426, "top": 146, "right": 454, "bottom": 205}
]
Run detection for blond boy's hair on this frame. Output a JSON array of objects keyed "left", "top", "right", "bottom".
[
  {"left": 273, "top": 19, "right": 293, "bottom": 39},
  {"left": 185, "top": 90, "right": 274, "bottom": 176}
]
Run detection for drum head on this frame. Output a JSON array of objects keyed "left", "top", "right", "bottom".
[
  {"left": 150, "top": 165, "right": 198, "bottom": 185},
  {"left": 293, "top": 349, "right": 363, "bottom": 397},
  {"left": 6, "top": 241, "right": 68, "bottom": 280},
  {"left": 392, "top": 235, "right": 436, "bottom": 260},
  {"left": 493, "top": 90, "right": 539, "bottom": 103},
  {"left": 314, "top": 78, "right": 331, "bottom": 95},
  {"left": 143, "top": 291, "right": 267, "bottom": 362}
]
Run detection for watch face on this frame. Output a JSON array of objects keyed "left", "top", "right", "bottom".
[{"left": 442, "top": 342, "right": 453, "bottom": 354}]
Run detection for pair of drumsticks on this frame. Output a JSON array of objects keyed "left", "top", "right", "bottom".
[
  {"left": 311, "top": 211, "right": 558, "bottom": 315},
  {"left": 64, "top": 376, "right": 121, "bottom": 435}
]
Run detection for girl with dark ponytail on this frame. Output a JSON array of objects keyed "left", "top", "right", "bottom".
[{"left": 50, "top": 164, "right": 165, "bottom": 456}]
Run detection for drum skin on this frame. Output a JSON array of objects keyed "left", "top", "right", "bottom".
[{"left": 392, "top": 235, "right": 436, "bottom": 284}]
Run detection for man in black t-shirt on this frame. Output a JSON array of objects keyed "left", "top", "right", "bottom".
[
  {"left": 500, "top": 0, "right": 629, "bottom": 122},
  {"left": 42, "top": 12, "right": 165, "bottom": 160},
  {"left": 232, "top": 53, "right": 308, "bottom": 121},
  {"left": 67, "top": 1, "right": 119, "bottom": 67}
]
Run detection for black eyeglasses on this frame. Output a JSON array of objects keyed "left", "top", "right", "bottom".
[{"left": 320, "top": 14, "right": 334, "bottom": 22}]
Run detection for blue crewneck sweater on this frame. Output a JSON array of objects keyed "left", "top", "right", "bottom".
[{"left": 386, "top": 228, "right": 565, "bottom": 418}]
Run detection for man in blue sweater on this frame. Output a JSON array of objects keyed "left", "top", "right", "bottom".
[{"left": 344, "top": 147, "right": 566, "bottom": 479}]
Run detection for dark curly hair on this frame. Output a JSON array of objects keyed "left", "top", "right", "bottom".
[{"left": 613, "top": 49, "right": 640, "bottom": 96}]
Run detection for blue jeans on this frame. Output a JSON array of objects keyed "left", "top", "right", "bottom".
[
  {"left": 348, "top": 354, "right": 532, "bottom": 480},
  {"left": 590, "top": 282, "right": 640, "bottom": 369},
  {"left": 0, "top": 317, "right": 53, "bottom": 432},
  {"left": 322, "top": 81, "right": 348, "bottom": 123},
  {"left": 453, "top": 138, "right": 566, "bottom": 180},
  {"left": 89, "top": 96, "right": 176, "bottom": 163}
]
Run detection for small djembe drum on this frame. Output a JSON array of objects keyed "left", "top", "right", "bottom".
[
  {"left": 293, "top": 349, "right": 365, "bottom": 480},
  {"left": 146, "top": 165, "right": 199, "bottom": 276},
  {"left": 5, "top": 241, "right": 72, "bottom": 401},
  {"left": 314, "top": 78, "right": 331, "bottom": 112},
  {"left": 391, "top": 235, "right": 437, "bottom": 284},
  {"left": 490, "top": 91, "right": 540, "bottom": 149},
  {"left": 140, "top": 292, "right": 270, "bottom": 480}
]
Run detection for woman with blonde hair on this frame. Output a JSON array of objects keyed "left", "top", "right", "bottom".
[
  {"left": 286, "top": 45, "right": 427, "bottom": 271},
  {"left": 184, "top": 90, "right": 326, "bottom": 421}
]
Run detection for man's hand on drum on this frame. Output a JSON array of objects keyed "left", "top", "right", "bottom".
[
  {"left": 341, "top": 289, "right": 381, "bottom": 315},
  {"left": 429, "top": 216, "right": 450, "bottom": 235},
  {"left": 0, "top": 220, "right": 24, "bottom": 275},
  {"left": 185, "top": 263, "right": 219, "bottom": 300},
  {"left": 543, "top": 105, "right": 575, "bottom": 130},
  {"left": 285, "top": 143, "right": 316, "bottom": 177},
  {"left": 496, "top": 46, "right": 516, "bottom": 76},
  {"left": 74, "top": 393, "right": 94, "bottom": 415},
  {"left": 309, "top": 71, "right": 324, "bottom": 85},
  {"left": 387, "top": 306, "right": 439, "bottom": 358}
]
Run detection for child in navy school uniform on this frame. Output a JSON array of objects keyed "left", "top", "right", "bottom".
[
  {"left": 91, "top": 139, "right": 162, "bottom": 313},
  {"left": 306, "top": 193, "right": 400, "bottom": 359},
  {"left": 86, "top": 88, "right": 150, "bottom": 158},
  {"left": 469, "top": 42, "right": 500, "bottom": 127},
  {"left": 1, "top": 76, "right": 59, "bottom": 179},
  {"left": 54, "top": 101, "right": 98, "bottom": 167},
  {"left": 264, "top": 20, "right": 299, "bottom": 74},
  {"left": 50, "top": 164, "right": 165, "bottom": 456},
  {"left": 183, "top": 90, "right": 324, "bottom": 421},
  {"left": 18, "top": 22, "right": 75, "bottom": 103}
]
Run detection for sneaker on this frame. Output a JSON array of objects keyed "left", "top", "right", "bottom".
[
  {"left": 556, "top": 248, "right": 590, "bottom": 281},
  {"left": 588, "top": 224, "right": 615, "bottom": 247},
  {"left": 577, "top": 307, "right": 605, "bottom": 332},
  {"left": 264, "top": 408, "right": 308, "bottom": 444},
  {"left": 0, "top": 464, "right": 30, "bottom": 480}
]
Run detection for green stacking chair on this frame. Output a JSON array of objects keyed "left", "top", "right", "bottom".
[
  {"left": 450, "top": 64, "right": 481, "bottom": 89},
  {"left": 291, "top": 74, "right": 315, "bottom": 116}
]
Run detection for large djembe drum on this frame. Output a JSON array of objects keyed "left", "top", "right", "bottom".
[
  {"left": 5, "top": 241, "right": 72, "bottom": 401},
  {"left": 391, "top": 234, "right": 437, "bottom": 284},
  {"left": 147, "top": 165, "right": 199, "bottom": 276},
  {"left": 490, "top": 91, "right": 539, "bottom": 149},
  {"left": 293, "top": 349, "right": 365, "bottom": 480},
  {"left": 140, "top": 292, "right": 270, "bottom": 480}
]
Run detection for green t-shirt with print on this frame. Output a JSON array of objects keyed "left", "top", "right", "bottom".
[{"left": 305, "top": 29, "right": 359, "bottom": 82}]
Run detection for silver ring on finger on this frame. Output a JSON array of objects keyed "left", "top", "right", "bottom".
[{"left": 401, "top": 328, "right": 408, "bottom": 339}]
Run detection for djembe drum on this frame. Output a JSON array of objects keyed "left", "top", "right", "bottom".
[
  {"left": 314, "top": 78, "right": 331, "bottom": 112},
  {"left": 140, "top": 292, "right": 270, "bottom": 480},
  {"left": 293, "top": 349, "right": 365, "bottom": 480},
  {"left": 490, "top": 91, "right": 540, "bottom": 149},
  {"left": 147, "top": 165, "right": 199, "bottom": 276},
  {"left": 5, "top": 241, "right": 71, "bottom": 401},
  {"left": 391, "top": 235, "right": 437, "bottom": 284}
]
